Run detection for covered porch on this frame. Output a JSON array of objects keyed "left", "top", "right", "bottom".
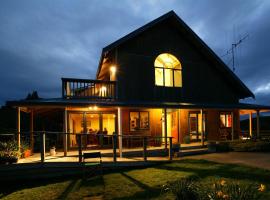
[{"left": 8, "top": 99, "right": 270, "bottom": 163}]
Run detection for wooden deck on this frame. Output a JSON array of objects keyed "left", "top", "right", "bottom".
[{"left": 18, "top": 142, "right": 206, "bottom": 164}]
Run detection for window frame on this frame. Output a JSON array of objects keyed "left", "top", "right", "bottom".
[
  {"left": 129, "top": 111, "right": 150, "bottom": 131},
  {"left": 219, "top": 112, "right": 232, "bottom": 128},
  {"left": 154, "top": 53, "right": 182, "bottom": 87}
]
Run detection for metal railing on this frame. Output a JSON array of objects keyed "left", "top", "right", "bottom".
[
  {"left": 8, "top": 131, "right": 173, "bottom": 163},
  {"left": 62, "top": 78, "right": 117, "bottom": 100}
]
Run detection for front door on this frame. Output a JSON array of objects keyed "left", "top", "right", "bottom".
[
  {"left": 188, "top": 112, "right": 206, "bottom": 142},
  {"left": 162, "top": 109, "right": 179, "bottom": 144}
]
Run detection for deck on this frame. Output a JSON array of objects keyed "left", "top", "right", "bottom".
[{"left": 18, "top": 142, "right": 206, "bottom": 163}]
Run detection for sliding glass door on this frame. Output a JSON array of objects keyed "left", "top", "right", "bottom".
[{"left": 68, "top": 111, "right": 116, "bottom": 148}]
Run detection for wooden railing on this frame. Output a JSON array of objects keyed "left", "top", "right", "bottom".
[{"left": 62, "top": 78, "right": 117, "bottom": 100}]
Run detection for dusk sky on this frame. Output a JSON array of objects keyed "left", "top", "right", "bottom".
[{"left": 1, "top": 0, "right": 270, "bottom": 105}]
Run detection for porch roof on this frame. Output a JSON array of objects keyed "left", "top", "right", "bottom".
[{"left": 6, "top": 98, "right": 270, "bottom": 111}]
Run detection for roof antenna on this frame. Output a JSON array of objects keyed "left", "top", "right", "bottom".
[
  {"left": 221, "top": 34, "right": 249, "bottom": 72},
  {"left": 231, "top": 34, "right": 249, "bottom": 72}
]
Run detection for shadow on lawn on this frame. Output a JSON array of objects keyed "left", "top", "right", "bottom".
[
  {"left": 111, "top": 172, "right": 162, "bottom": 200},
  {"left": 1, "top": 159, "right": 269, "bottom": 199},
  {"left": 153, "top": 159, "right": 270, "bottom": 183}
]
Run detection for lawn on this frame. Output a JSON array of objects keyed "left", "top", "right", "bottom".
[{"left": 1, "top": 159, "right": 270, "bottom": 200}]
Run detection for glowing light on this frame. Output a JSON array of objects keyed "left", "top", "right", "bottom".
[
  {"left": 110, "top": 66, "right": 117, "bottom": 73},
  {"left": 101, "top": 86, "right": 107, "bottom": 93},
  {"left": 88, "top": 106, "right": 98, "bottom": 110}
]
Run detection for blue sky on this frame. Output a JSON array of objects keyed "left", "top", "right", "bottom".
[{"left": 1, "top": 0, "right": 270, "bottom": 105}]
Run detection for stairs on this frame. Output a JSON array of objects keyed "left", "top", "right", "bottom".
[{"left": 177, "top": 147, "right": 209, "bottom": 157}]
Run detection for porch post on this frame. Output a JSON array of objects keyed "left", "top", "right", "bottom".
[
  {"left": 249, "top": 112, "right": 253, "bottom": 138},
  {"left": 63, "top": 108, "right": 68, "bottom": 156},
  {"left": 178, "top": 109, "right": 181, "bottom": 143},
  {"left": 40, "top": 131, "right": 45, "bottom": 162},
  {"left": 256, "top": 110, "right": 260, "bottom": 139},
  {"left": 143, "top": 137, "right": 147, "bottom": 161},
  {"left": 30, "top": 109, "right": 34, "bottom": 151},
  {"left": 200, "top": 109, "right": 204, "bottom": 146},
  {"left": 169, "top": 137, "right": 173, "bottom": 161},
  {"left": 78, "top": 134, "right": 82, "bottom": 162},
  {"left": 17, "top": 107, "right": 21, "bottom": 149},
  {"left": 117, "top": 107, "right": 123, "bottom": 158},
  {"left": 164, "top": 108, "right": 168, "bottom": 149},
  {"left": 231, "top": 111, "right": 234, "bottom": 141}
]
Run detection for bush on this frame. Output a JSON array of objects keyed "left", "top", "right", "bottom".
[
  {"left": 213, "top": 140, "right": 270, "bottom": 152},
  {"left": 206, "top": 179, "right": 265, "bottom": 200},
  {"left": 0, "top": 140, "right": 20, "bottom": 164},
  {"left": 162, "top": 178, "right": 266, "bottom": 200},
  {"left": 215, "top": 141, "right": 231, "bottom": 152},
  {"left": 229, "top": 140, "right": 270, "bottom": 152},
  {"left": 162, "top": 178, "right": 199, "bottom": 200}
]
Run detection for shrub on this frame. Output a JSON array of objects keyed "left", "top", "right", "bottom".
[
  {"left": 213, "top": 140, "right": 270, "bottom": 152},
  {"left": 162, "top": 178, "right": 199, "bottom": 200},
  {"left": 229, "top": 140, "right": 270, "bottom": 152},
  {"left": 162, "top": 178, "right": 266, "bottom": 200},
  {"left": 215, "top": 141, "right": 230, "bottom": 152},
  {"left": 0, "top": 140, "right": 20, "bottom": 164},
  {"left": 206, "top": 180, "right": 265, "bottom": 200}
]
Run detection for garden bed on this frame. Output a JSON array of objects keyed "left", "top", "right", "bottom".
[{"left": 208, "top": 140, "right": 270, "bottom": 152}]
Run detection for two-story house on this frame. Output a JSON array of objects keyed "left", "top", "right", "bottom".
[{"left": 8, "top": 11, "right": 270, "bottom": 156}]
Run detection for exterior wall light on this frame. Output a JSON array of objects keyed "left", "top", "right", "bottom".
[
  {"left": 110, "top": 66, "right": 117, "bottom": 74},
  {"left": 88, "top": 106, "right": 98, "bottom": 110}
]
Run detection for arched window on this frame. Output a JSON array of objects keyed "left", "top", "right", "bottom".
[{"left": 154, "top": 53, "right": 182, "bottom": 87}]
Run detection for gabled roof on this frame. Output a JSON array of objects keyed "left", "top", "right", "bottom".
[{"left": 96, "top": 10, "right": 254, "bottom": 99}]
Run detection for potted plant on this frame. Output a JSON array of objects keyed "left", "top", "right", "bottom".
[
  {"left": 50, "top": 145, "right": 56, "bottom": 156},
  {"left": 21, "top": 142, "right": 32, "bottom": 158}
]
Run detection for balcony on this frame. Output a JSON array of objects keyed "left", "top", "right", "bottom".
[{"left": 62, "top": 78, "right": 117, "bottom": 100}]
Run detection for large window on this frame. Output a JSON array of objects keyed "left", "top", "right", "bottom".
[
  {"left": 130, "top": 111, "right": 149, "bottom": 131},
  {"left": 154, "top": 53, "right": 182, "bottom": 87},
  {"left": 220, "top": 112, "right": 232, "bottom": 128}
]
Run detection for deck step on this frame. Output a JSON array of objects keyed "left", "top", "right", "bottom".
[
  {"left": 177, "top": 148, "right": 209, "bottom": 157},
  {"left": 180, "top": 145, "right": 207, "bottom": 151}
]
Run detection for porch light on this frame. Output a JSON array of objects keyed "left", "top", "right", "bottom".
[
  {"left": 100, "top": 86, "right": 107, "bottom": 94},
  {"left": 110, "top": 66, "right": 117, "bottom": 74},
  {"left": 88, "top": 106, "right": 98, "bottom": 110}
]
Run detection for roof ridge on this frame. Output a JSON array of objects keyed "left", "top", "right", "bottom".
[{"left": 102, "top": 10, "right": 176, "bottom": 52}]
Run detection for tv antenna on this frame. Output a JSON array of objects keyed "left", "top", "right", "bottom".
[{"left": 221, "top": 34, "right": 249, "bottom": 72}]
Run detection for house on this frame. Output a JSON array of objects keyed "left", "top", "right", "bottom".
[{"left": 7, "top": 11, "right": 270, "bottom": 156}]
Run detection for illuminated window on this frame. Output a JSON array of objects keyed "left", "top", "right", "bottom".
[
  {"left": 220, "top": 112, "right": 232, "bottom": 127},
  {"left": 130, "top": 111, "right": 149, "bottom": 131},
  {"left": 154, "top": 53, "right": 182, "bottom": 87}
]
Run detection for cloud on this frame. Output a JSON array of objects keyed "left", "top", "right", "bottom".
[{"left": 254, "top": 82, "right": 270, "bottom": 94}]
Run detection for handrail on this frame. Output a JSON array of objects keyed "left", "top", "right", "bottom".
[
  {"left": 62, "top": 78, "right": 116, "bottom": 84},
  {"left": 62, "top": 77, "right": 117, "bottom": 100},
  {"left": 7, "top": 131, "right": 173, "bottom": 139}
]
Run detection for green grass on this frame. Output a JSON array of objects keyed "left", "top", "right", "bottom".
[{"left": 1, "top": 159, "right": 270, "bottom": 200}]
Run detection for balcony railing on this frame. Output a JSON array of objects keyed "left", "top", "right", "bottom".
[{"left": 62, "top": 78, "right": 117, "bottom": 100}]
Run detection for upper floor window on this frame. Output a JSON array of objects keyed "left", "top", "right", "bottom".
[{"left": 154, "top": 53, "right": 182, "bottom": 87}]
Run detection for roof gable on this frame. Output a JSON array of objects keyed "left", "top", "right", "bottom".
[{"left": 96, "top": 10, "right": 254, "bottom": 99}]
